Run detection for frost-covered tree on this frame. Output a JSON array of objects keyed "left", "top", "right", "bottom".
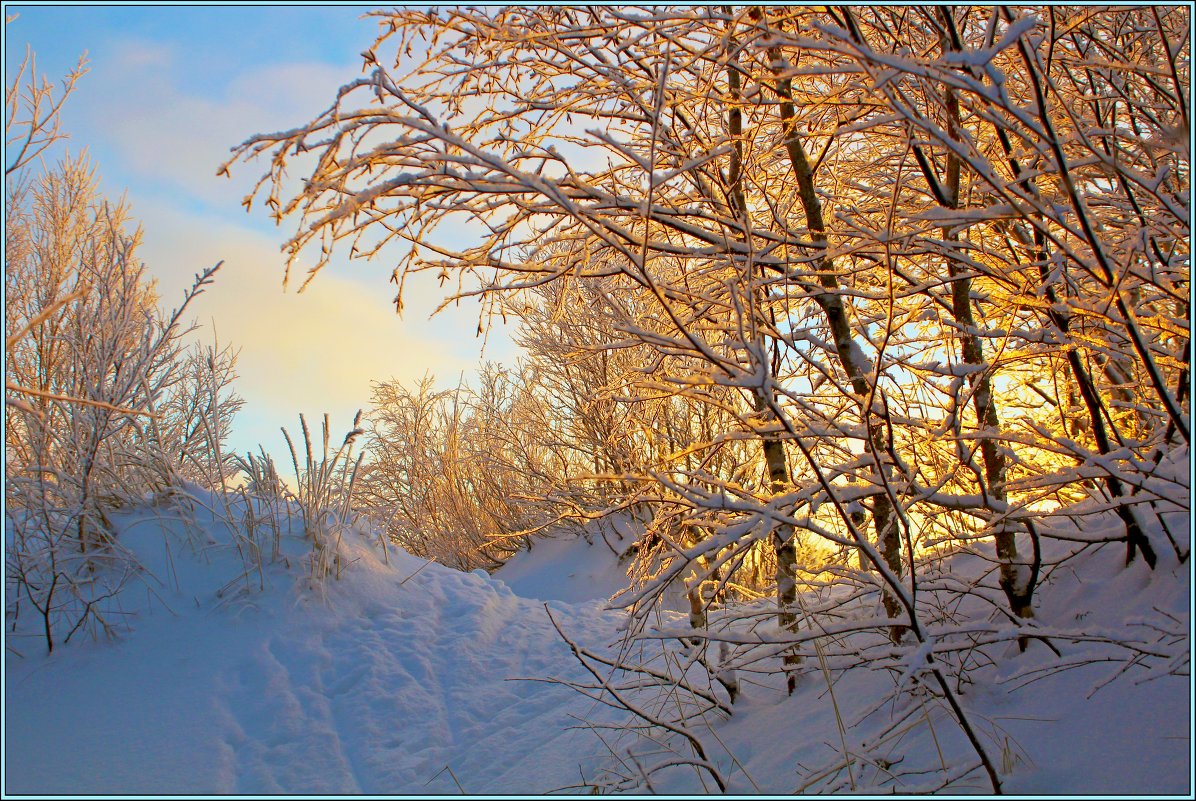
[
  {"left": 149, "top": 337, "right": 245, "bottom": 489},
  {"left": 5, "top": 155, "right": 225, "bottom": 541},
  {"left": 223, "top": 4, "right": 919, "bottom": 638},
  {"left": 5, "top": 45, "right": 232, "bottom": 651},
  {"left": 227, "top": 7, "right": 1187, "bottom": 790},
  {"left": 360, "top": 368, "right": 561, "bottom": 570}
]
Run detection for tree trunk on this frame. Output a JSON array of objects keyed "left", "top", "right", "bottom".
[
  {"left": 750, "top": 8, "right": 905, "bottom": 639},
  {"left": 925, "top": 9, "right": 1036, "bottom": 619},
  {"left": 725, "top": 29, "right": 803, "bottom": 687}
]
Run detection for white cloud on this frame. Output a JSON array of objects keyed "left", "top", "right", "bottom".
[
  {"left": 107, "top": 38, "right": 174, "bottom": 71},
  {"left": 75, "top": 37, "right": 356, "bottom": 209}
]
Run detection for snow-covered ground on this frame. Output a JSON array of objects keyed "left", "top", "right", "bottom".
[
  {"left": 4, "top": 488, "right": 1191, "bottom": 795},
  {"left": 4, "top": 499, "right": 631, "bottom": 794}
]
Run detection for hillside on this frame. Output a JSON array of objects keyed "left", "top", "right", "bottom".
[{"left": 4, "top": 487, "right": 1191, "bottom": 795}]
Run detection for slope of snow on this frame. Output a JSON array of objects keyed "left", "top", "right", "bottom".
[
  {"left": 4, "top": 498, "right": 626, "bottom": 795},
  {"left": 493, "top": 516, "right": 633, "bottom": 603},
  {"left": 608, "top": 457, "right": 1192, "bottom": 796},
  {"left": 4, "top": 475, "right": 1191, "bottom": 795},
  {"left": 634, "top": 542, "right": 1191, "bottom": 795}
]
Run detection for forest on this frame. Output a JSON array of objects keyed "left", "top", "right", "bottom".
[{"left": 5, "top": 6, "right": 1191, "bottom": 795}]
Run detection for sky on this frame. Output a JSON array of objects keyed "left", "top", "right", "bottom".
[{"left": 4, "top": 5, "right": 520, "bottom": 464}]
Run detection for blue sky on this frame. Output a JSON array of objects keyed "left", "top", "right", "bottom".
[{"left": 5, "top": 5, "right": 519, "bottom": 465}]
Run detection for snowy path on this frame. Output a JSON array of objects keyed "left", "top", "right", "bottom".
[{"left": 4, "top": 531, "right": 626, "bottom": 795}]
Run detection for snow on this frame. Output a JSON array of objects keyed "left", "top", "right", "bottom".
[
  {"left": 493, "top": 517, "right": 633, "bottom": 603},
  {"left": 4, "top": 486, "right": 1191, "bottom": 795},
  {"left": 4, "top": 499, "right": 627, "bottom": 795}
]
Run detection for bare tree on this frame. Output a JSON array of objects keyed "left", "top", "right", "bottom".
[
  {"left": 226, "top": 6, "right": 1187, "bottom": 792},
  {"left": 4, "top": 41, "right": 86, "bottom": 177},
  {"left": 4, "top": 42, "right": 233, "bottom": 650}
]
